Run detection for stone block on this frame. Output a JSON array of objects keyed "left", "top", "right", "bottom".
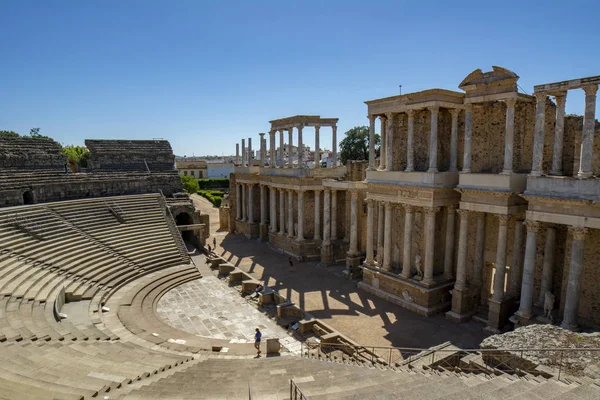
[{"left": 266, "top": 338, "right": 281, "bottom": 355}]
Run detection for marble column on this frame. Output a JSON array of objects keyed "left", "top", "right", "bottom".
[
  {"left": 241, "top": 184, "right": 247, "bottom": 221},
  {"left": 349, "top": 191, "right": 359, "bottom": 255},
  {"left": 366, "top": 199, "right": 375, "bottom": 264},
  {"left": 331, "top": 190, "right": 338, "bottom": 240},
  {"left": 405, "top": 110, "right": 415, "bottom": 172},
  {"left": 248, "top": 184, "right": 254, "bottom": 223},
  {"left": 562, "top": 227, "right": 587, "bottom": 330},
  {"left": 279, "top": 189, "right": 285, "bottom": 235},
  {"left": 248, "top": 138, "right": 253, "bottom": 165},
  {"left": 331, "top": 125, "right": 338, "bottom": 167},
  {"left": 278, "top": 130, "right": 284, "bottom": 168},
  {"left": 449, "top": 109, "right": 460, "bottom": 172},
  {"left": 491, "top": 215, "right": 509, "bottom": 302},
  {"left": 550, "top": 93, "right": 567, "bottom": 175},
  {"left": 259, "top": 133, "right": 265, "bottom": 167},
  {"left": 428, "top": 106, "right": 440, "bottom": 173},
  {"left": 323, "top": 189, "right": 331, "bottom": 244},
  {"left": 236, "top": 184, "right": 242, "bottom": 220},
  {"left": 367, "top": 115, "right": 376, "bottom": 170},
  {"left": 537, "top": 226, "right": 557, "bottom": 305},
  {"left": 241, "top": 139, "right": 246, "bottom": 167},
  {"left": 314, "top": 190, "right": 321, "bottom": 240},
  {"left": 516, "top": 220, "right": 540, "bottom": 319},
  {"left": 507, "top": 219, "right": 524, "bottom": 298},
  {"left": 462, "top": 105, "right": 473, "bottom": 173},
  {"left": 287, "top": 190, "right": 294, "bottom": 238},
  {"left": 236, "top": 143, "right": 240, "bottom": 165},
  {"left": 423, "top": 207, "right": 439, "bottom": 285},
  {"left": 314, "top": 126, "right": 321, "bottom": 169},
  {"left": 287, "top": 128, "right": 294, "bottom": 168},
  {"left": 259, "top": 185, "right": 266, "bottom": 224},
  {"left": 530, "top": 93, "right": 547, "bottom": 176},
  {"left": 454, "top": 209, "right": 469, "bottom": 291},
  {"left": 379, "top": 116, "right": 387, "bottom": 170},
  {"left": 297, "top": 125, "right": 304, "bottom": 168},
  {"left": 401, "top": 205, "right": 414, "bottom": 278},
  {"left": 383, "top": 202, "right": 393, "bottom": 271},
  {"left": 385, "top": 113, "right": 394, "bottom": 172},
  {"left": 503, "top": 98, "right": 517, "bottom": 173},
  {"left": 444, "top": 206, "right": 456, "bottom": 280},
  {"left": 270, "top": 188, "right": 277, "bottom": 232},
  {"left": 377, "top": 202, "right": 384, "bottom": 266},
  {"left": 297, "top": 190, "right": 304, "bottom": 240},
  {"left": 269, "top": 131, "right": 276, "bottom": 168},
  {"left": 578, "top": 85, "right": 598, "bottom": 178},
  {"left": 472, "top": 212, "right": 485, "bottom": 289}
]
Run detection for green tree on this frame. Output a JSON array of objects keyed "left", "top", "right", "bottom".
[
  {"left": 181, "top": 175, "right": 199, "bottom": 194},
  {"left": 339, "top": 126, "right": 380, "bottom": 164},
  {"left": 0, "top": 130, "right": 20, "bottom": 137},
  {"left": 28, "top": 127, "right": 50, "bottom": 139},
  {"left": 61, "top": 145, "right": 90, "bottom": 167}
]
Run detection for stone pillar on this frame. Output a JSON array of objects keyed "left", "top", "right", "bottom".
[
  {"left": 270, "top": 188, "right": 277, "bottom": 233},
  {"left": 297, "top": 190, "right": 304, "bottom": 240},
  {"left": 367, "top": 115, "right": 376, "bottom": 170},
  {"left": 377, "top": 202, "right": 384, "bottom": 266},
  {"left": 515, "top": 221, "right": 540, "bottom": 319},
  {"left": 444, "top": 206, "right": 456, "bottom": 280},
  {"left": 236, "top": 143, "right": 240, "bottom": 165},
  {"left": 279, "top": 189, "right": 285, "bottom": 235},
  {"left": 423, "top": 207, "right": 439, "bottom": 285},
  {"left": 248, "top": 184, "right": 254, "bottom": 223},
  {"left": 503, "top": 98, "right": 517, "bottom": 173},
  {"left": 507, "top": 220, "right": 524, "bottom": 298},
  {"left": 530, "top": 93, "right": 547, "bottom": 176},
  {"left": 236, "top": 184, "right": 242, "bottom": 220},
  {"left": 491, "top": 215, "right": 509, "bottom": 302},
  {"left": 287, "top": 190, "right": 294, "bottom": 238},
  {"left": 241, "top": 139, "right": 246, "bottom": 167},
  {"left": 550, "top": 93, "right": 567, "bottom": 175},
  {"left": 248, "top": 138, "right": 253, "bottom": 166},
  {"left": 269, "top": 131, "right": 276, "bottom": 168},
  {"left": 578, "top": 85, "right": 598, "bottom": 178},
  {"left": 287, "top": 128, "right": 294, "bottom": 168},
  {"left": 331, "top": 125, "right": 338, "bottom": 167},
  {"left": 472, "top": 212, "right": 485, "bottom": 289},
  {"left": 383, "top": 202, "right": 393, "bottom": 272},
  {"left": 449, "top": 109, "right": 460, "bottom": 172},
  {"left": 323, "top": 189, "right": 331, "bottom": 244},
  {"left": 366, "top": 199, "right": 375, "bottom": 265},
  {"left": 241, "top": 184, "right": 247, "bottom": 221},
  {"left": 259, "top": 185, "right": 267, "bottom": 239},
  {"left": 313, "top": 190, "right": 321, "bottom": 240},
  {"left": 537, "top": 226, "right": 556, "bottom": 305},
  {"left": 385, "top": 113, "right": 394, "bottom": 172},
  {"left": 314, "top": 126, "right": 320, "bottom": 169},
  {"left": 406, "top": 110, "right": 415, "bottom": 172},
  {"left": 379, "top": 116, "right": 387, "bottom": 170},
  {"left": 401, "top": 205, "right": 414, "bottom": 278},
  {"left": 562, "top": 227, "right": 587, "bottom": 331},
  {"left": 454, "top": 209, "right": 469, "bottom": 290},
  {"left": 331, "top": 190, "right": 337, "bottom": 240},
  {"left": 428, "top": 106, "right": 439, "bottom": 173},
  {"left": 462, "top": 106, "right": 473, "bottom": 173},
  {"left": 258, "top": 133, "right": 265, "bottom": 167},
  {"left": 297, "top": 125, "right": 304, "bottom": 168},
  {"left": 278, "top": 129, "right": 284, "bottom": 168},
  {"left": 348, "top": 190, "right": 359, "bottom": 255}
]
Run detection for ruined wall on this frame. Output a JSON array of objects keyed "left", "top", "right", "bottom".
[
  {"left": 0, "top": 137, "right": 65, "bottom": 170},
  {"left": 86, "top": 139, "right": 175, "bottom": 171},
  {"left": 562, "top": 116, "right": 600, "bottom": 177}
]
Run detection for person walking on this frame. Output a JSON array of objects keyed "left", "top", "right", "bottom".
[
  {"left": 213, "top": 237, "right": 217, "bottom": 249},
  {"left": 289, "top": 257, "right": 293, "bottom": 272},
  {"left": 254, "top": 328, "right": 262, "bottom": 357}
]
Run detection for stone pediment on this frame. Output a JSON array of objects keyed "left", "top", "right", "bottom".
[{"left": 459, "top": 66, "right": 519, "bottom": 98}]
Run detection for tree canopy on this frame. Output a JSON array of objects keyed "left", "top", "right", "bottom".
[
  {"left": 181, "top": 175, "right": 199, "bottom": 194},
  {"left": 339, "top": 126, "right": 380, "bottom": 164},
  {"left": 61, "top": 145, "right": 90, "bottom": 167},
  {"left": 0, "top": 128, "right": 51, "bottom": 140},
  {"left": 0, "top": 130, "right": 20, "bottom": 138}
]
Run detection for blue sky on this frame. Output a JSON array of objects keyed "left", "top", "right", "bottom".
[{"left": 1, "top": 1, "right": 599, "bottom": 156}]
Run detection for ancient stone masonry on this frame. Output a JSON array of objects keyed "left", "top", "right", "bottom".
[
  {"left": 86, "top": 139, "right": 175, "bottom": 171},
  {"left": 0, "top": 136, "right": 65, "bottom": 170}
]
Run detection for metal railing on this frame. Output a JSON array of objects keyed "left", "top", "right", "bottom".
[
  {"left": 301, "top": 341, "right": 600, "bottom": 381},
  {"left": 290, "top": 379, "right": 309, "bottom": 400}
]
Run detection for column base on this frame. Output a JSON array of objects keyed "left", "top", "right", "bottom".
[
  {"left": 560, "top": 322, "right": 581, "bottom": 332},
  {"left": 320, "top": 242, "right": 334, "bottom": 266},
  {"left": 577, "top": 171, "right": 593, "bottom": 179},
  {"left": 427, "top": 168, "right": 439, "bottom": 173},
  {"left": 259, "top": 223, "right": 268, "bottom": 240},
  {"left": 446, "top": 288, "right": 476, "bottom": 323},
  {"left": 486, "top": 296, "right": 517, "bottom": 332}
]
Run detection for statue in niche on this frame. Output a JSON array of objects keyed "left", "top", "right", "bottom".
[
  {"left": 402, "top": 289, "right": 414, "bottom": 303},
  {"left": 543, "top": 291, "right": 555, "bottom": 322},
  {"left": 293, "top": 222, "right": 298, "bottom": 237},
  {"left": 414, "top": 254, "right": 423, "bottom": 280}
]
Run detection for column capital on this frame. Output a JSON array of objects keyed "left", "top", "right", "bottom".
[
  {"left": 524, "top": 220, "right": 541, "bottom": 232},
  {"left": 367, "top": 198, "right": 375, "bottom": 208},
  {"left": 497, "top": 214, "right": 510, "bottom": 226},
  {"left": 428, "top": 105, "right": 440, "bottom": 113},
  {"left": 423, "top": 206, "right": 440, "bottom": 217},
  {"left": 314, "top": 125, "right": 320, "bottom": 132},
  {"left": 447, "top": 204, "right": 457, "bottom": 212},
  {"left": 569, "top": 226, "right": 588, "bottom": 240},
  {"left": 505, "top": 97, "right": 517, "bottom": 108},
  {"left": 383, "top": 201, "right": 393, "bottom": 211},
  {"left": 403, "top": 204, "right": 415, "bottom": 213},
  {"left": 456, "top": 208, "right": 470, "bottom": 218},
  {"left": 269, "top": 130, "right": 276, "bottom": 136},
  {"left": 385, "top": 112, "right": 395, "bottom": 120},
  {"left": 367, "top": 115, "right": 376, "bottom": 123},
  {"left": 583, "top": 84, "right": 598, "bottom": 96},
  {"left": 259, "top": 132, "right": 265, "bottom": 137},
  {"left": 379, "top": 115, "right": 387, "bottom": 123},
  {"left": 297, "top": 125, "right": 304, "bottom": 133},
  {"left": 279, "top": 129, "right": 285, "bottom": 134},
  {"left": 449, "top": 108, "right": 461, "bottom": 117},
  {"left": 534, "top": 92, "right": 547, "bottom": 103},
  {"left": 464, "top": 104, "right": 473, "bottom": 112},
  {"left": 553, "top": 91, "right": 568, "bottom": 106}
]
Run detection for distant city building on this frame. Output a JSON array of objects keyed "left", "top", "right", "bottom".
[
  {"left": 176, "top": 159, "right": 207, "bottom": 178},
  {"left": 207, "top": 162, "right": 235, "bottom": 178}
]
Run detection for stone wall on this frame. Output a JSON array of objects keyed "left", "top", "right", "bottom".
[
  {"left": 0, "top": 137, "right": 65, "bottom": 170},
  {"left": 86, "top": 139, "right": 175, "bottom": 171}
]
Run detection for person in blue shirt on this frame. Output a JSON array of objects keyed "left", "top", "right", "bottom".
[{"left": 254, "top": 328, "right": 262, "bottom": 356}]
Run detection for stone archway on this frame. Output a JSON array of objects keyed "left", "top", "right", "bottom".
[
  {"left": 175, "top": 212, "right": 194, "bottom": 242},
  {"left": 22, "top": 190, "right": 34, "bottom": 205}
]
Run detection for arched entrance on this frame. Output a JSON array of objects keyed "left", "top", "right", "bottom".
[
  {"left": 23, "top": 190, "right": 34, "bottom": 205},
  {"left": 175, "top": 212, "right": 194, "bottom": 242}
]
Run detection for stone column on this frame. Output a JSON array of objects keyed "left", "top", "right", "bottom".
[
  {"left": 401, "top": 205, "right": 414, "bottom": 278},
  {"left": 297, "top": 190, "right": 304, "bottom": 240},
  {"left": 367, "top": 115, "right": 376, "bottom": 170},
  {"left": 236, "top": 184, "right": 242, "bottom": 220},
  {"left": 297, "top": 125, "right": 304, "bottom": 168},
  {"left": 578, "top": 85, "right": 598, "bottom": 178},
  {"left": 287, "top": 128, "right": 294, "bottom": 168},
  {"left": 491, "top": 215, "right": 509, "bottom": 302},
  {"left": 270, "top": 188, "right": 277, "bottom": 233},
  {"left": 462, "top": 105, "right": 473, "bottom": 173},
  {"left": 385, "top": 113, "right": 394, "bottom": 172},
  {"left": 241, "top": 184, "right": 247, "bottom": 221},
  {"left": 323, "top": 189, "right": 331, "bottom": 244},
  {"left": 443, "top": 206, "right": 457, "bottom": 280},
  {"left": 366, "top": 199, "right": 375, "bottom": 264},
  {"left": 241, "top": 139, "right": 246, "bottom": 167},
  {"left": 236, "top": 143, "right": 240, "bottom": 165},
  {"left": 313, "top": 190, "right": 321, "bottom": 240},
  {"left": 537, "top": 226, "right": 557, "bottom": 305},
  {"left": 503, "top": 98, "right": 517, "bottom": 173},
  {"left": 472, "top": 212, "right": 485, "bottom": 289},
  {"left": 454, "top": 209, "right": 469, "bottom": 291},
  {"left": 259, "top": 133, "right": 265, "bottom": 167},
  {"left": 406, "top": 110, "right": 415, "bottom": 172},
  {"left": 269, "top": 131, "right": 276, "bottom": 168},
  {"left": 449, "top": 109, "right": 460, "bottom": 172},
  {"left": 516, "top": 221, "right": 540, "bottom": 319},
  {"left": 530, "top": 93, "right": 547, "bottom": 176},
  {"left": 423, "top": 207, "right": 439, "bottom": 285},
  {"left": 314, "top": 126, "right": 320, "bottom": 169},
  {"left": 279, "top": 189, "right": 285, "bottom": 235},
  {"left": 331, "top": 125, "right": 338, "bottom": 167},
  {"left": 278, "top": 129, "right": 284, "bottom": 168},
  {"left": 248, "top": 184, "right": 254, "bottom": 223},
  {"left": 379, "top": 116, "right": 387, "bottom": 170},
  {"left": 377, "top": 202, "right": 384, "bottom": 266},
  {"left": 427, "top": 106, "right": 440, "bottom": 173},
  {"left": 551, "top": 93, "right": 567, "bottom": 175},
  {"left": 331, "top": 190, "right": 338, "bottom": 240},
  {"left": 562, "top": 227, "right": 587, "bottom": 330},
  {"left": 507, "top": 219, "right": 524, "bottom": 298},
  {"left": 248, "top": 138, "right": 253, "bottom": 166},
  {"left": 349, "top": 191, "right": 359, "bottom": 255},
  {"left": 382, "top": 202, "right": 393, "bottom": 271},
  {"left": 260, "top": 185, "right": 266, "bottom": 224},
  {"left": 287, "top": 190, "right": 294, "bottom": 238}
]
